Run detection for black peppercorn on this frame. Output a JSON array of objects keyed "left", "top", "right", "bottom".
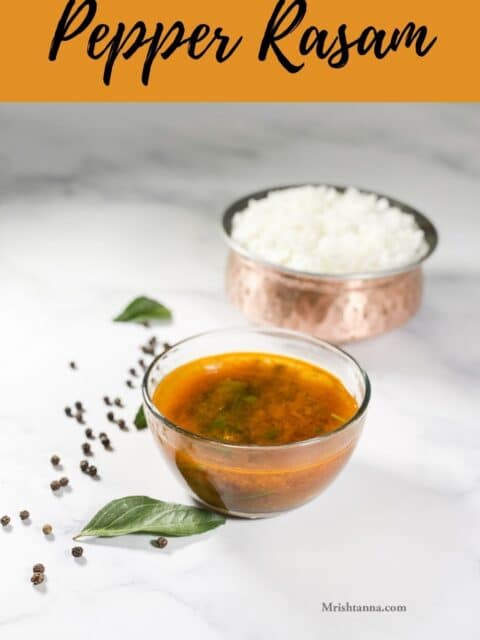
[
  {"left": 100, "top": 437, "right": 111, "bottom": 449},
  {"left": 80, "top": 459, "right": 89, "bottom": 472},
  {"left": 50, "top": 480, "right": 61, "bottom": 492},
  {"left": 75, "top": 413, "right": 85, "bottom": 424},
  {"left": 107, "top": 411, "right": 115, "bottom": 422},
  {"left": 33, "top": 563, "right": 45, "bottom": 574},
  {"left": 81, "top": 442, "right": 92, "bottom": 455},
  {"left": 88, "top": 465, "right": 97, "bottom": 477},
  {"left": 152, "top": 536, "right": 168, "bottom": 549},
  {"left": 126, "top": 380, "right": 134, "bottom": 389},
  {"left": 69, "top": 361, "right": 77, "bottom": 370},
  {"left": 85, "top": 428, "right": 94, "bottom": 439},
  {"left": 19, "top": 510, "right": 30, "bottom": 520},
  {"left": 75, "top": 401, "right": 83, "bottom": 412},
  {"left": 141, "top": 345, "right": 154, "bottom": 355},
  {"left": 59, "top": 477, "right": 69, "bottom": 487},
  {"left": 1, "top": 515, "right": 10, "bottom": 526},
  {"left": 65, "top": 407, "right": 73, "bottom": 417},
  {"left": 129, "top": 368, "right": 137, "bottom": 377},
  {"left": 31, "top": 572, "right": 45, "bottom": 586},
  {"left": 50, "top": 454, "right": 60, "bottom": 466},
  {"left": 42, "top": 523, "right": 53, "bottom": 535},
  {"left": 117, "top": 419, "right": 127, "bottom": 430},
  {"left": 114, "top": 397, "right": 123, "bottom": 408},
  {"left": 72, "top": 546, "right": 83, "bottom": 558}
]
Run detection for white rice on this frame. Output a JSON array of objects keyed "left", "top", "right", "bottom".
[{"left": 230, "top": 186, "right": 428, "bottom": 275}]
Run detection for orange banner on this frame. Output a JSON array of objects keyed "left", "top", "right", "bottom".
[{"left": 0, "top": 0, "right": 478, "bottom": 100}]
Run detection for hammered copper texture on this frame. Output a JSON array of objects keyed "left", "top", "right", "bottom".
[{"left": 226, "top": 251, "right": 423, "bottom": 343}]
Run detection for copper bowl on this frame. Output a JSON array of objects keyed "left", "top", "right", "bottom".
[{"left": 223, "top": 185, "right": 438, "bottom": 343}]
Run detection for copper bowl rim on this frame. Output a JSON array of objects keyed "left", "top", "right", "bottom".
[
  {"left": 222, "top": 183, "right": 438, "bottom": 281},
  {"left": 142, "top": 326, "right": 371, "bottom": 451}
]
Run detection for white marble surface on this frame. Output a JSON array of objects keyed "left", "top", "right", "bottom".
[{"left": 0, "top": 103, "right": 478, "bottom": 639}]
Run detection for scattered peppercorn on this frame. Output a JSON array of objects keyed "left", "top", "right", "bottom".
[
  {"left": 152, "top": 536, "right": 168, "bottom": 549},
  {"left": 19, "top": 510, "right": 30, "bottom": 520},
  {"left": 103, "top": 396, "right": 112, "bottom": 406},
  {"left": 80, "top": 460, "right": 89, "bottom": 472},
  {"left": 51, "top": 454, "right": 60, "bottom": 466},
  {"left": 138, "top": 359, "right": 146, "bottom": 370},
  {"left": 69, "top": 361, "right": 77, "bottom": 370},
  {"left": 42, "top": 524, "right": 53, "bottom": 535},
  {"left": 88, "top": 465, "right": 98, "bottom": 477},
  {"left": 75, "top": 401, "right": 84, "bottom": 412},
  {"left": 50, "top": 480, "right": 61, "bottom": 492},
  {"left": 31, "top": 572, "right": 45, "bottom": 586},
  {"left": 81, "top": 442, "right": 92, "bottom": 456},
  {"left": 1, "top": 515, "right": 10, "bottom": 526},
  {"left": 126, "top": 380, "right": 135, "bottom": 389},
  {"left": 33, "top": 563, "right": 45, "bottom": 574},
  {"left": 65, "top": 407, "right": 73, "bottom": 417},
  {"left": 117, "top": 419, "right": 127, "bottom": 430},
  {"left": 114, "top": 398, "right": 124, "bottom": 408},
  {"left": 129, "top": 368, "right": 137, "bottom": 377},
  {"left": 59, "top": 477, "right": 69, "bottom": 487},
  {"left": 72, "top": 546, "right": 84, "bottom": 558},
  {"left": 149, "top": 336, "right": 157, "bottom": 347},
  {"left": 100, "top": 436, "right": 111, "bottom": 449},
  {"left": 85, "top": 428, "right": 95, "bottom": 439},
  {"left": 141, "top": 345, "right": 154, "bottom": 355},
  {"left": 75, "top": 413, "right": 85, "bottom": 424},
  {"left": 106, "top": 411, "right": 115, "bottom": 422}
]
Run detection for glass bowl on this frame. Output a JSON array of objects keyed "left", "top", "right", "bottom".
[{"left": 142, "top": 328, "right": 370, "bottom": 518}]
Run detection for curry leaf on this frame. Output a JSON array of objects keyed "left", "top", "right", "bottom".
[
  {"left": 74, "top": 496, "right": 225, "bottom": 539},
  {"left": 134, "top": 405, "right": 147, "bottom": 430},
  {"left": 114, "top": 296, "right": 172, "bottom": 323}
]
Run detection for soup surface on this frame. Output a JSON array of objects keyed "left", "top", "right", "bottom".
[{"left": 153, "top": 352, "right": 358, "bottom": 445}]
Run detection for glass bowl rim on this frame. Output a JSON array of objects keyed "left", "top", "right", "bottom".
[
  {"left": 141, "top": 327, "right": 371, "bottom": 451},
  {"left": 222, "top": 183, "right": 439, "bottom": 281}
]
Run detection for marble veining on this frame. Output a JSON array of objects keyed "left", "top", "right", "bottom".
[{"left": 0, "top": 103, "right": 478, "bottom": 639}]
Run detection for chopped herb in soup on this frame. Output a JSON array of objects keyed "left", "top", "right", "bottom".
[{"left": 153, "top": 353, "right": 358, "bottom": 445}]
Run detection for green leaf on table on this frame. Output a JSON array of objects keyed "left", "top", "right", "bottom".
[
  {"left": 74, "top": 496, "right": 226, "bottom": 539},
  {"left": 114, "top": 296, "right": 172, "bottom": 323},
  {"left": 134, "top": 405, "right": 147, "bottom": 430}
]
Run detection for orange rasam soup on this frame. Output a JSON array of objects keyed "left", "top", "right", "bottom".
[{"left": 150, "top": 352, "right": 361, "bottom": 515}]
